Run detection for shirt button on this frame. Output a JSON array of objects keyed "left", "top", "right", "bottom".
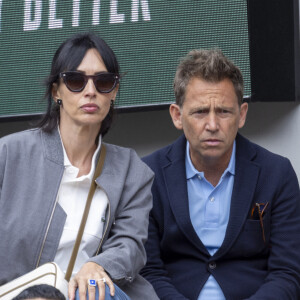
[
  {"left": 67, "top": 168, "right": 76, "bottom": 174},
  {"left": 209, "top": 262, "right": 216, "bottom": 269},
  {"left": 210, "top": 197, "right": 215, "bottom": 202},
  {"left": 198, "top": 175, "right": 202, "bottom": 180}
]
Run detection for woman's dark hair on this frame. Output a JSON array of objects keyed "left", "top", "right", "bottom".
[
  {"left": 39, "top": 32, "right": 120, "bottom": 137},
  {"left": 12, "top": 284, "right": 65, "bottom": 300}
]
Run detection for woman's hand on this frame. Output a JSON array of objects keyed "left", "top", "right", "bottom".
[{"left": 68, "top": 262, "right": 115, "bottom": 300}]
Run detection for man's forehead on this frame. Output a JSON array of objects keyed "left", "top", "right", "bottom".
[
  {"left": 184, "top": 78, "right": 239, "bottom": 105},
  {"left": 185, "top": 90, "right": 237, "bottom": 105}
]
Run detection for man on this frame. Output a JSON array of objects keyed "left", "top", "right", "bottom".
[{"left": 140, "top": 49, "right": 300, "bottom": 299}]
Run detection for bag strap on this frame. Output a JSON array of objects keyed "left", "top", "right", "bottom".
[{"left": 64, "top": 144, "right": 107, "bottom": 281}]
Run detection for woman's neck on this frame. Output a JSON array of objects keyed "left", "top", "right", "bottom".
[{"left": 59, "top": 123, "right": 100, "bottom": 176}]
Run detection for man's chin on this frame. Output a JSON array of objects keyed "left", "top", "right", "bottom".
[{"left": 201, "top": 150, "right": 228, "bottom": 163}]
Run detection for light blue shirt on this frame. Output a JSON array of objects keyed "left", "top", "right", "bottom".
[{"left": 186, "top": 141, "right": 236, "bottom": 300}]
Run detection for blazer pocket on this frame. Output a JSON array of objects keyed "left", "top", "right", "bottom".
[
  {"left": 228, "top": 217, "right": 270, "bottom": 258},
  {"left": 241, "top": 218, "right": 269, "bottom": 257}
]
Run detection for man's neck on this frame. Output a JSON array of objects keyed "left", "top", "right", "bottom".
[
  {"left": 190, "top": 151, "right": 233, "bottom": 187},
  {"left": 202, "top": 166, "right": 226, "bottom": 187}
]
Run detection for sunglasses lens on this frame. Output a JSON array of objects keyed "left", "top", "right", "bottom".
[
  {"left": 95, "top": 74, "right": 116, "bottom": 92},
  {"left": 64, "top": 73, "right": 85, "bottom": 92},
  {"left": 62, "top": 72, "right": 117, "bottom": 93}
]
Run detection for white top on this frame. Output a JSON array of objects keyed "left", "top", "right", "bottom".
[{"left": 54, "top": 137, "right": 108, "bottom": 277}]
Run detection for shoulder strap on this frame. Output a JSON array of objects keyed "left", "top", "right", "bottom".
[{"left": 64, "top": 144, "right": 107, "bottom": 281}]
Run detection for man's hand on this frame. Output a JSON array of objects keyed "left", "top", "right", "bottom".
[{"left": 68, "top": 262, "right": 115, "bottom": 300}]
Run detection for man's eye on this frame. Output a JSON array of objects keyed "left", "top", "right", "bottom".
[
  {"left": 219, "top": 109, "right": 230, "bottom": 114},
  {"left": 194, "top": 109, "right": 207, "bottom": 114}
]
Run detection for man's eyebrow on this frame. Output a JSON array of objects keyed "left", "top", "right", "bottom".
[
  {"left": 189, "top": 105, "right": 209, "bottom": 112},
  {"left": 215, "top": 105, "right": 235, "bottom": 111}
]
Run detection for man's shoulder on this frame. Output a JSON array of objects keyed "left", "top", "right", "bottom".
[
  {"left": 142, "top": 135, "right": 186, "bottom": 169},
  {"left": 236, "top": 133, "right": 291, "bottom": 168}
]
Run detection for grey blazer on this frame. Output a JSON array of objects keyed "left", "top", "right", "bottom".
[{"left": 0, "top": 128, "right": 158, "bottom": 299}]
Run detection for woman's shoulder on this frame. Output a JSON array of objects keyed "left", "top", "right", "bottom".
[
  {"left": 103, "top": 142, "right": 154, "bottom": 177},
  {"left": 103, "top": 142, "right": 139, "bottom": 157},
  {"left": 0, "top": 129, "right": 44, "bottom": 166},
  {"left": 103, "top": 142, "right": 145, "bottom": 163},
  {"left": 0, "top": 128, "right": 42, "bottom": 146}
]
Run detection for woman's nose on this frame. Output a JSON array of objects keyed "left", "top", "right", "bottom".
[{"left": 84, "top": 78, "right": 97, "bottom": 95}]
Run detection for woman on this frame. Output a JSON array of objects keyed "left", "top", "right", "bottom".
[{"left": 0, "top": 32, "right": 158, "bottom": 300}]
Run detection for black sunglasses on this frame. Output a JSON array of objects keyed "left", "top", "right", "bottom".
[{"left": 59, "top": 71, "right": 119, "bottom": 93}]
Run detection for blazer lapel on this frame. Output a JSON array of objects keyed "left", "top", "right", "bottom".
[
  {"left": 164, "top": 136, "right": 209, "bottom": 255},
  {"left": 214, "top": 134, "right": 260, "bottom": 259}
]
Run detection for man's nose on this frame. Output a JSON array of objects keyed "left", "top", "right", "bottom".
[{"left": 205, "top": 112, "right": 219, "bottom": 131}]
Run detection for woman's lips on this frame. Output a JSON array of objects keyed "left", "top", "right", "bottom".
[{"left": 81, "top": 103, "right": 99, "bottom": 113}]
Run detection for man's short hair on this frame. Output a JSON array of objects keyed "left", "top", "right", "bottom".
[
  {"left": 173, "top": 49, "right": 244, "bottom": 106},
  {"left": 12, "top": 284, "right": 66, "bottom": 300}
]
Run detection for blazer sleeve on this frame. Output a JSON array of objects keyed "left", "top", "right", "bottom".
[
  {"left": 88, "top": 150, "right": 154, "bottom": 285},
  {"left": 0, "top": 140, "right": 8, "bottom": 199},
  {"left": 246, "top": 159, "right": 300, "bottom": 299}
]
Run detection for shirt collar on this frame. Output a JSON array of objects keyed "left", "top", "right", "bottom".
[{"left": 185, "top": 140, "right": 236, "bottom": 180}]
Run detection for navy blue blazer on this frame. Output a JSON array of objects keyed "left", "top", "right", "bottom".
[{"left": 141, "top": 134, "right": 300, "bottom": 300}]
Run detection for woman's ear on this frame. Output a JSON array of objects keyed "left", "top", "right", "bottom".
[
  {"left": 52, "top": 83, "right": 59, "bottom": 102},
  {"left": 111, "top": 84, "right": 119, "bottom": 100}
]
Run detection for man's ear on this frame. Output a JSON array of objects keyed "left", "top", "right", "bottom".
[
  {"left": 169, "top": 104, "right": 183, "bottom": 130},
  {"left": 238, "top": 102, "right": 248, "bottom": 129}
]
